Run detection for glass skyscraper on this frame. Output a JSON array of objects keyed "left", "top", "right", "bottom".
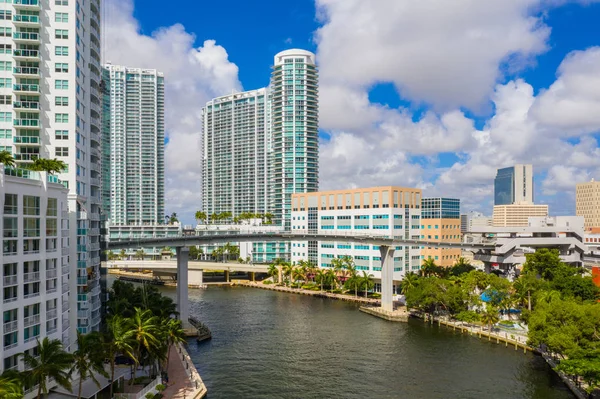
[
  {"left": 102, "top": 64, "right": 165, "bottom": 225},
  {"left": 270, "top": 49, "right": 319, "bottom": 229},
  {"left": 421, "top": 198, "right": 460, "bottom": 219},
  {"left": 494, "top": 164, "right": 533, "bottom": 205}
]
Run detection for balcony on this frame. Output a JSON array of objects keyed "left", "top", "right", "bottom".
[
  {"left": 77, "top": 309, "right": 91, "bottom": 320},
  {"left": 24, "top": 291, "right": 40, "bottom": 299},
  {"left": 23, "top": 271, "right": 40, "bottom": 283},
  {"left": 12, "top": 14, "right": 40, "bottom": 26},
  {"left": 14, "top": 118, "right": 39, "bottom": 128},
  {"left": 13, "top": 101, "right": 39, "bottom": 111},
  {"left": 13, "top": 66, "right": 39, "bottom": 76},
  {"left": 77, "top": 277, "right": 87, "bottom": 285},
  {"left": 14, "top": 136, "right": 40, "bottom": 145},
  {"left": 24, "top": 314, "right": 40, "bottom": 327},
  {"left": 62, "top": 265, "right": 69, "bottom": 275},
  {"left": 61, "top": 300, "right": 69, "bottom": 311},
  {"left": 13, "top": 0, "right": 40, "bottom": 9},
  {"left": 62, "top": 320, "right": 69, "bottom": 331},
  {"left": 24, "top": 334, "right": 40, "bottom": 343},
  {"left": 4, "top": 342, "right": 18, "bottom": 351},
  {"left": 46, "top": 287, "right": 57, "bottom": 294},
  {"left": 90, "top": 177, "right": 101, "bottom": 187},
  {"left": 3, "top": 320, "right": 18, "bottom": 334},
  {"left": 47, "top": 309, "right": 58, "bottom": 320},
  {"left": 13, "top": 31, "right": 39, "bottom": 43},
  {"left": 90, "top": 147, "right": 101, "bottom": 159},
  {"left": 13, "top": 83, "right": 39, "bottom": 93},
  {"left": 3, "top": 275, "right": 17, "bottom": 286},
  {"left": 46, "top": 269, "right": 57, "bottom": 279},
  {"left": 47, "top": 327, "right": 57, "bottom": 335},
  {"left": 4, "top": 296, "right": 18, "bottom": 304},
  {"left": 61, "top": 283, "right": 69, "bottom": 294},
  {"left": 13, "top": 49, "right": 39, "bottom": 60},
  {"left": 61, "top": 247, "right": 69, "bottom": 256},
  {"left": 14, "top": 153, "right": 38, "bottom": 162},
  {"left": 90, "top": 256, "right": 100, "bottom": 265}
]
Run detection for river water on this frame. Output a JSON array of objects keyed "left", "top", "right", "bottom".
[{"left": 106, "top": 277, "right": 573, "bottom": 399}]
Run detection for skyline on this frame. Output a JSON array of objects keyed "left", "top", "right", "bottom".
[{"left": 104, "top": 0, "right": 600, "bottom": 225}]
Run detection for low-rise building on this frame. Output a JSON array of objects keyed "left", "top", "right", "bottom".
[
  {"left": 461, "top": 211, "right": 492, "bottom": 233},
  {"left": 471, "top": 216, "right": 585, "bottom": 271},
  {"left": 0, "top": 167, "right": 70, "bottom": 377},
  {"left": 492, "top": 203, "right": 548, "bottom": 227},
  {"left": 421, "top": 198, "right": 461, "bottom": 267},
  {"left": 291, "top": 186, "right": 422, "bottom": 293}
]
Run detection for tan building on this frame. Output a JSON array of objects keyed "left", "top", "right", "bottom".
[
  {"left": 492, "top": 204, "right": 549, "bottom": 227},
  {"left": 576, "top": 179, "right": 600, "bottom": 229},
  {"left": 420, "top": 219, "right": 462, "bottom": 267}
]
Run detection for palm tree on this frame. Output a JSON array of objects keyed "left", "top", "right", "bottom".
[
  {"left": 401, "top": 272, "right": 419, "bottom": 295},
  {"left": 420, "top": 258, "right": 438, "bottom": 277},
  {"left": 130, "top": 308, "right": 160, "bottom": 383},
  {"left": 29, "top": 158, "right": 67, "bottom": 175},
  {"left": 71, "top": 331, "right": 108, "bottom": 399},
  {"left": 513, "top": 272, "right": 538, "bottom": 311},
  {"left": 194, "top": 211, "right": 207, "bottom": 225},
  {"left": 135, "top": 249, "right": 145, "bottom": 260},
  {"left": 168, "top": 212, "right": 178, "bottom": 224},
  {"left": 0, "top": 370, "right": 23, "bottom": 399},
  {"left": 360, "top": 271, "right": 374, "bottom": 297},
  {"left": 292, "top": 266, "right": 305, "bottom": 288},
  {"left": 326, "top": 268, "right": 337, "bottom": 292},
  {"left": 263, "top": 213, "right": 274, "bottom": 225},
  {"left": 103, "top": 316, "right": 136, "bottom": 398},
  {"left": 267, "top": 263, "right": 279, "bottom": 283},
  {"left": 315, "top": 269, "right": 326, "bottom": 291},
  {"left": 536, "top": 289, "right": 561, "bottom": 305},
  {"left": 20, "top": 338, "right": 73, "bottom": 399},
  {"left": 346, "top": 266, "right": 360, "bottom": 297},
  {"left": 0, "top": 150, "right": 15, "bottom": 167},
  {"left": 162, "top": 319, "right": 186, "bottom": 374},
  {"left": 481, "top": 304, "right": 500, "bottom": 335},
  {"left": 119, "top": 248, "right": 126, "bottom": 260},
  {"left": 282, "top": 262, "right": 294, "bottom": 287}
]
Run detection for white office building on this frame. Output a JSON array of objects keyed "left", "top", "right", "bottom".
[
  {"left": 291, "top": 187, "right": 422, "bottom": 293},
  {"left": 1, "top": 167, "right": 70, "bottom": 381},
  {"left": 201, "top": 88, "right": 270, "bottom": 218},
  {"left": 102, "top": 64, "right": 165, "bottom": 225},
  {"left": 0, "top": 0, "right": 103, "bottom": 343}
]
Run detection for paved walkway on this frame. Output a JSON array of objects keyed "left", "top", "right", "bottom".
[
  {"left": 237, "top": 281, "right": 381, "bottom": 304},
  {"left": 162, "top": 345, "right": 207, "bottom": 399}
]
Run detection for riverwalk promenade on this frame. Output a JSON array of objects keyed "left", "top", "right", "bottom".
[
  {"left": 234, "top": 280, "right": 381, "bottom": 304},
  {"left": 163, "top": 343, "right": 207, "bottom": 399}
]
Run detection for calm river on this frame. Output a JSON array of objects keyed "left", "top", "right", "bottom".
[{"left": 106, "top": 277, "right": 573, "bottom": 399}]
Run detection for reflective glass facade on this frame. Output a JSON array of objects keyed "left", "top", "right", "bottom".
[
  {"left": 494, "top": 167, "right": 514, "bottom": 205},
  {"left": 421, "top": 198, "right": 460, "bottom": 219}
]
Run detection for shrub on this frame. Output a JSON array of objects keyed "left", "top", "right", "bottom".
[
  {"left": 263, "top": 280, "right": 273, "bottom": 285},
  {"left": 146, "top": 393, "right": 155, "bottom": 399},
  {"left": 332, "top": 289, "right": 343, "bottom": 294},
  {"left": 155, "top": 384, "right": 166, "bottom": 392},
  {"left": 498, "top": 320, "right": 514, "bottom": 326},
  {"left": 455, "top": 310, "right": 481, "bottom": 323},
  {"left": 370, "top": 293, "right": 381, "bottom": 299}
]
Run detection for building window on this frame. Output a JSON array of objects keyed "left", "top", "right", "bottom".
[
  {"left": 55, "top": 80, "right": 68, "bottom": 89},
  {"left": 0, "top": 95, "right": 11, "bottom": 105},
  {"left": 55, "top": 97, "right": 68, "bottom": 106},
  {"left": 55, "top": 0, "right": 68, "bottom": 4},
  {"left": 23, "top": 196, "right": 40, "bottom": 216},
  {"left": 55, "top": 147, "right": 68, "bottom": 157},
  {"left": 55, "top": 12, "right": 68, "bottom": 22},
  {"left": 55, "top": 46, "right": 69, "bottom": 56},
  {"left": 55, "top": 114, "right": 68, "bottom": 123},
  {"left": 55, "top": 63, "right": 68, "bottom": 73},
  {"left": 55, "top": 130, "right": 68, "bottom": 140},
  {"left": 55, "top": 29, "right": 68, "bottom": 39}
]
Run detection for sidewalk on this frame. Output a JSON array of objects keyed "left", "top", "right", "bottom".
[
  {"left": 237, "top": 281, "right": 381, "bottom": 304},
  {"left": 162, "top": 345, "right": 207, "bottom": 399}
]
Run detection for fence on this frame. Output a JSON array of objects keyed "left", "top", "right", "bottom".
[
  {"left": 115, "top": 375, "right": 162, "bottom": 399},
  {"left": 177, "top": 343, "right": 207, "bottom": 398}
]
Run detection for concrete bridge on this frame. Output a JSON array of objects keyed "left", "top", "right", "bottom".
[
  {"left": 107, "top": 231, "right": 494, "bottom": 326},
  {"left": 105, "top": 260, "right": 269, "bottom": 284}
]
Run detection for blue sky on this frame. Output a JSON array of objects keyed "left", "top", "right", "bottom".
[{"left": 106, "top": 0, "right": 600, "bottom": 223}]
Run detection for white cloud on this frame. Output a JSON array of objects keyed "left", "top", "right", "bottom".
[
  {"left": 315, "top": 0, "right": 550, "bottom": 110},
  {"left": 542, "top": 165, "right": 591, "bottom": 195},
  {"left": 104, "top": 0, "right": 241, "bottom": 222}
]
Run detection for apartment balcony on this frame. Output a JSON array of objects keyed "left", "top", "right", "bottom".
[
  {"left": 13, "top": 0, "right": 41, "bottom": 9},
  {"left": 24, "top": 314, "right": 40, "bottom": 328},
  {"left": 46, "top": 286, "right": 57, "bottom": 294},
  {"left": 46, "top": 269, "right": 57, "bottom": 279},
  {"left": 89, "top": 242, "right": 100, "bottom": 251},
  {"left": 61, "top": 300, "right": 69, "bottom": 312},
  {"left": 4, "top": 342, "right": 18, "bottom": 351},
  {"left": 13, "top": 48, "right": 39, "bottom": 61},
  {"left": 3, "top": 320, "right": 18, "bottom": 334},
  {"left": 14, "top": 153, "right": 38, "bottom": 162},
  {"left": 62, "top": 319, "right": 69, "bottom": 331},
  {"left": 14, "top": 136, "right": 40, "bottom": 146},
  {"left": 90, "top": 131, "right": 101, "bottom": 144},
  {"left": 61, "top": 283, "right": 69, "bottom": 294},
  {"left": 13, "top": 83, "right": 39, "bottom": 94},
  {"left": 61, "top": 247, "right": 68, "bottom": 256},
  {"left": 13, "top": 66, "right": 39, "bottom": 76},
  {"left": 47, "top": 308, "right": 58, "bottom": 320},
  {"left": 12, "top": 14, "right": 40, "bottom": 26},
  {"left": 23, "top": 271, "right": 40, "bottom": 283},
  {"left": 77, "top": 308, "right": 91, "bottom": 320},
  {"left": 62, "top": 265, "right": 69, "bottom": 275},
  {"left": 47, "top": 327, "right": 57, "bottom": 335},
  {"left": 90, "top": 177, "right": 101, "bottom": 187},
  {"left": 90, "top": 147, "right": 101, "bottom": 159},
  {"left": 3, "top": 275, "right": 17, "bottom": 286},
  {"left": 24, "top": 291, "right": 40, "bottom": 299},
  {"left": 13, "top": 31, "right": 39, "bottom": 43},
  {"left": 13, "top": 100, "right": 39, "bottom": 111},
  {"left": 88, "top": 228, "right": 100, "bottom": 236},
  {"left": 14, "top": 118, "right": 39, "bottom": 129}
]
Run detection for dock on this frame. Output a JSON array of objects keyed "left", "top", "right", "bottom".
[{"left": 359, "top": 305, "right": 409, "bottom": 322}]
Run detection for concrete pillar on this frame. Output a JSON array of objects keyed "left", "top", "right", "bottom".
[
  {"left": 379, "top": 245, "right": 395, "bottom": 312},
  {"left": 278, "top": 266, "right": 283, "bottom": 284},
  {"left": 188, "top": 269, "right": 203, "bottom": 286},
  {"left": 250, "top": 271, "right": 255, "bottom": 282},
  {"left": 224, "top": 270, "right": 230, "bottom": 282},
  {"left": 176, "top": 247, "right": 190, "bottom": 328}
]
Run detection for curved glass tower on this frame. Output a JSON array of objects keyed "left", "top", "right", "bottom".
[{"left": 270, "top": 49, "right": 319, "bottom": 229}]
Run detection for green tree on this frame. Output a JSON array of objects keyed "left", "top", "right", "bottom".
[
  {"left": 513, "top": 272, "right": 540, "bottom": 311},
  {"left": 315, "top": 269, "right": 326, "bottom": 291},
  {"left": 20, "top": 338, "right": 73, "bottom": 399},
  {"left": 135, "top": 249, "right": 145, "bottom": 260},
  {"left": 400, "top": 272, "right": 419, "bottom": 295},
  {"left": 130, "top": 308, "right": 160, "bottom": 383},
  {"left": 103, "top": 316, "right": 136, "bottom": 398},
  {"left": 420, "top": 258, "right": 439, "bottom": 277},
  {"left": 263, "top": 213, "right": 274, "bottom": 225},
  {"left": 326, "top": 268, "right": 337, "bottom": 292},
  {"left": 0, "top": 150, "right": 15, "bottom": 167},
  {"left": 194, "top": 211, "right": 207, "bottom": 225},
  {"left": 71, "top": 331, "right": 108, "bottom": 399},
  {"left": 481, "top": 304, "right": 500, "bottom": 334},
  {"left": 267, "top": 263, "right": 279, "bottom": 283},
  {"left": 168, "top": 212, "right": 178, "bottom": 224},
  {"left": 449, "top": 257, "right": 475, "bottom": 276},
  {"left": 0, "top": 370, "right": 23, "bottom": 399},
  {"left": 360, "top": 271, "right": 374, "bottom": 297},
  {"left": 522, "top": 248, "right": 563, "bottom": 280},
  {"left": 282, "top": 263, "right": 294, "bottom": 287},
  {"left": 29, "top": 158, "right": 67, "bottom": 175},
  {"left": 162, "top": 318, "right": 186, "bottom": 374}
]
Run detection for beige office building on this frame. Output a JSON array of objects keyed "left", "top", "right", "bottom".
[
  {"left": 492, "top": 204, "right": 549, "bottom": 227},
  {"left": 576, "top": 179, "right": 600, "bottom": 229}
]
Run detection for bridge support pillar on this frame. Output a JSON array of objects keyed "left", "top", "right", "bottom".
[
  {"left": 176, "top": 247, "right": 190, "bottom": 328},
  {"left": 249, "top": 271, "right": 255, "bottom": 282},
  {"left": 225, "top": 270, "right": 230, "bottom": 282},
  {"left": 189, "top": 269, "right": 203, "bottom": 286},
  {"left": 379, "top": 245, "right": 395, "bottom": 312}
]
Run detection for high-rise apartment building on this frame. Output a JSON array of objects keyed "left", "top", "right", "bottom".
[
  {"left": 291, "top": 187, "right": 422, "bottom": 292},
  {"left": 420, "top": 198, "right": 461, "bottom": 267},
  {"left": 102, "top": 64, "right": 165, "bottom": 225},
  {"left": 0, "top": 168, "right": 70, "bottom": 379},
  {"left": 201, "top": 89, "right": 270, "bottom": 217},
  {"left": 270, "top": 49, "right": 318, "bottom": 229},
  {"left": 0, "top": 0, "right": 103, "bottom": 347},
  {"left": 576, "top": 179, "right": 600, "bottom": 230},
  {"left": 494, "top": 164, "right": 534, "bottom": 205}
]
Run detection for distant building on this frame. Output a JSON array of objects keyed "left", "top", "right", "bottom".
[
  {"left": 494, "top": 164, "right": 533, "bottom": 205},
  {"left": 291, "top": 186, "right": 422, "bottom": 293},
  {"left": 102, "top": 64, "right": 165, "bottom": 225},
  {"left": 492, "top": 204, "right": 548, "bottom": 227},
  {"left": 576, "top": 179, "right": 600, "bottom": 230},
  {"left": 421, "top": 198, "right": 461, "bottom": 267},
  {"left": 107, "top": 223, "right": 181, "bottom": 259},
  {"left": 460, "top": 211, "right": 492, "bottom": 234}
]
